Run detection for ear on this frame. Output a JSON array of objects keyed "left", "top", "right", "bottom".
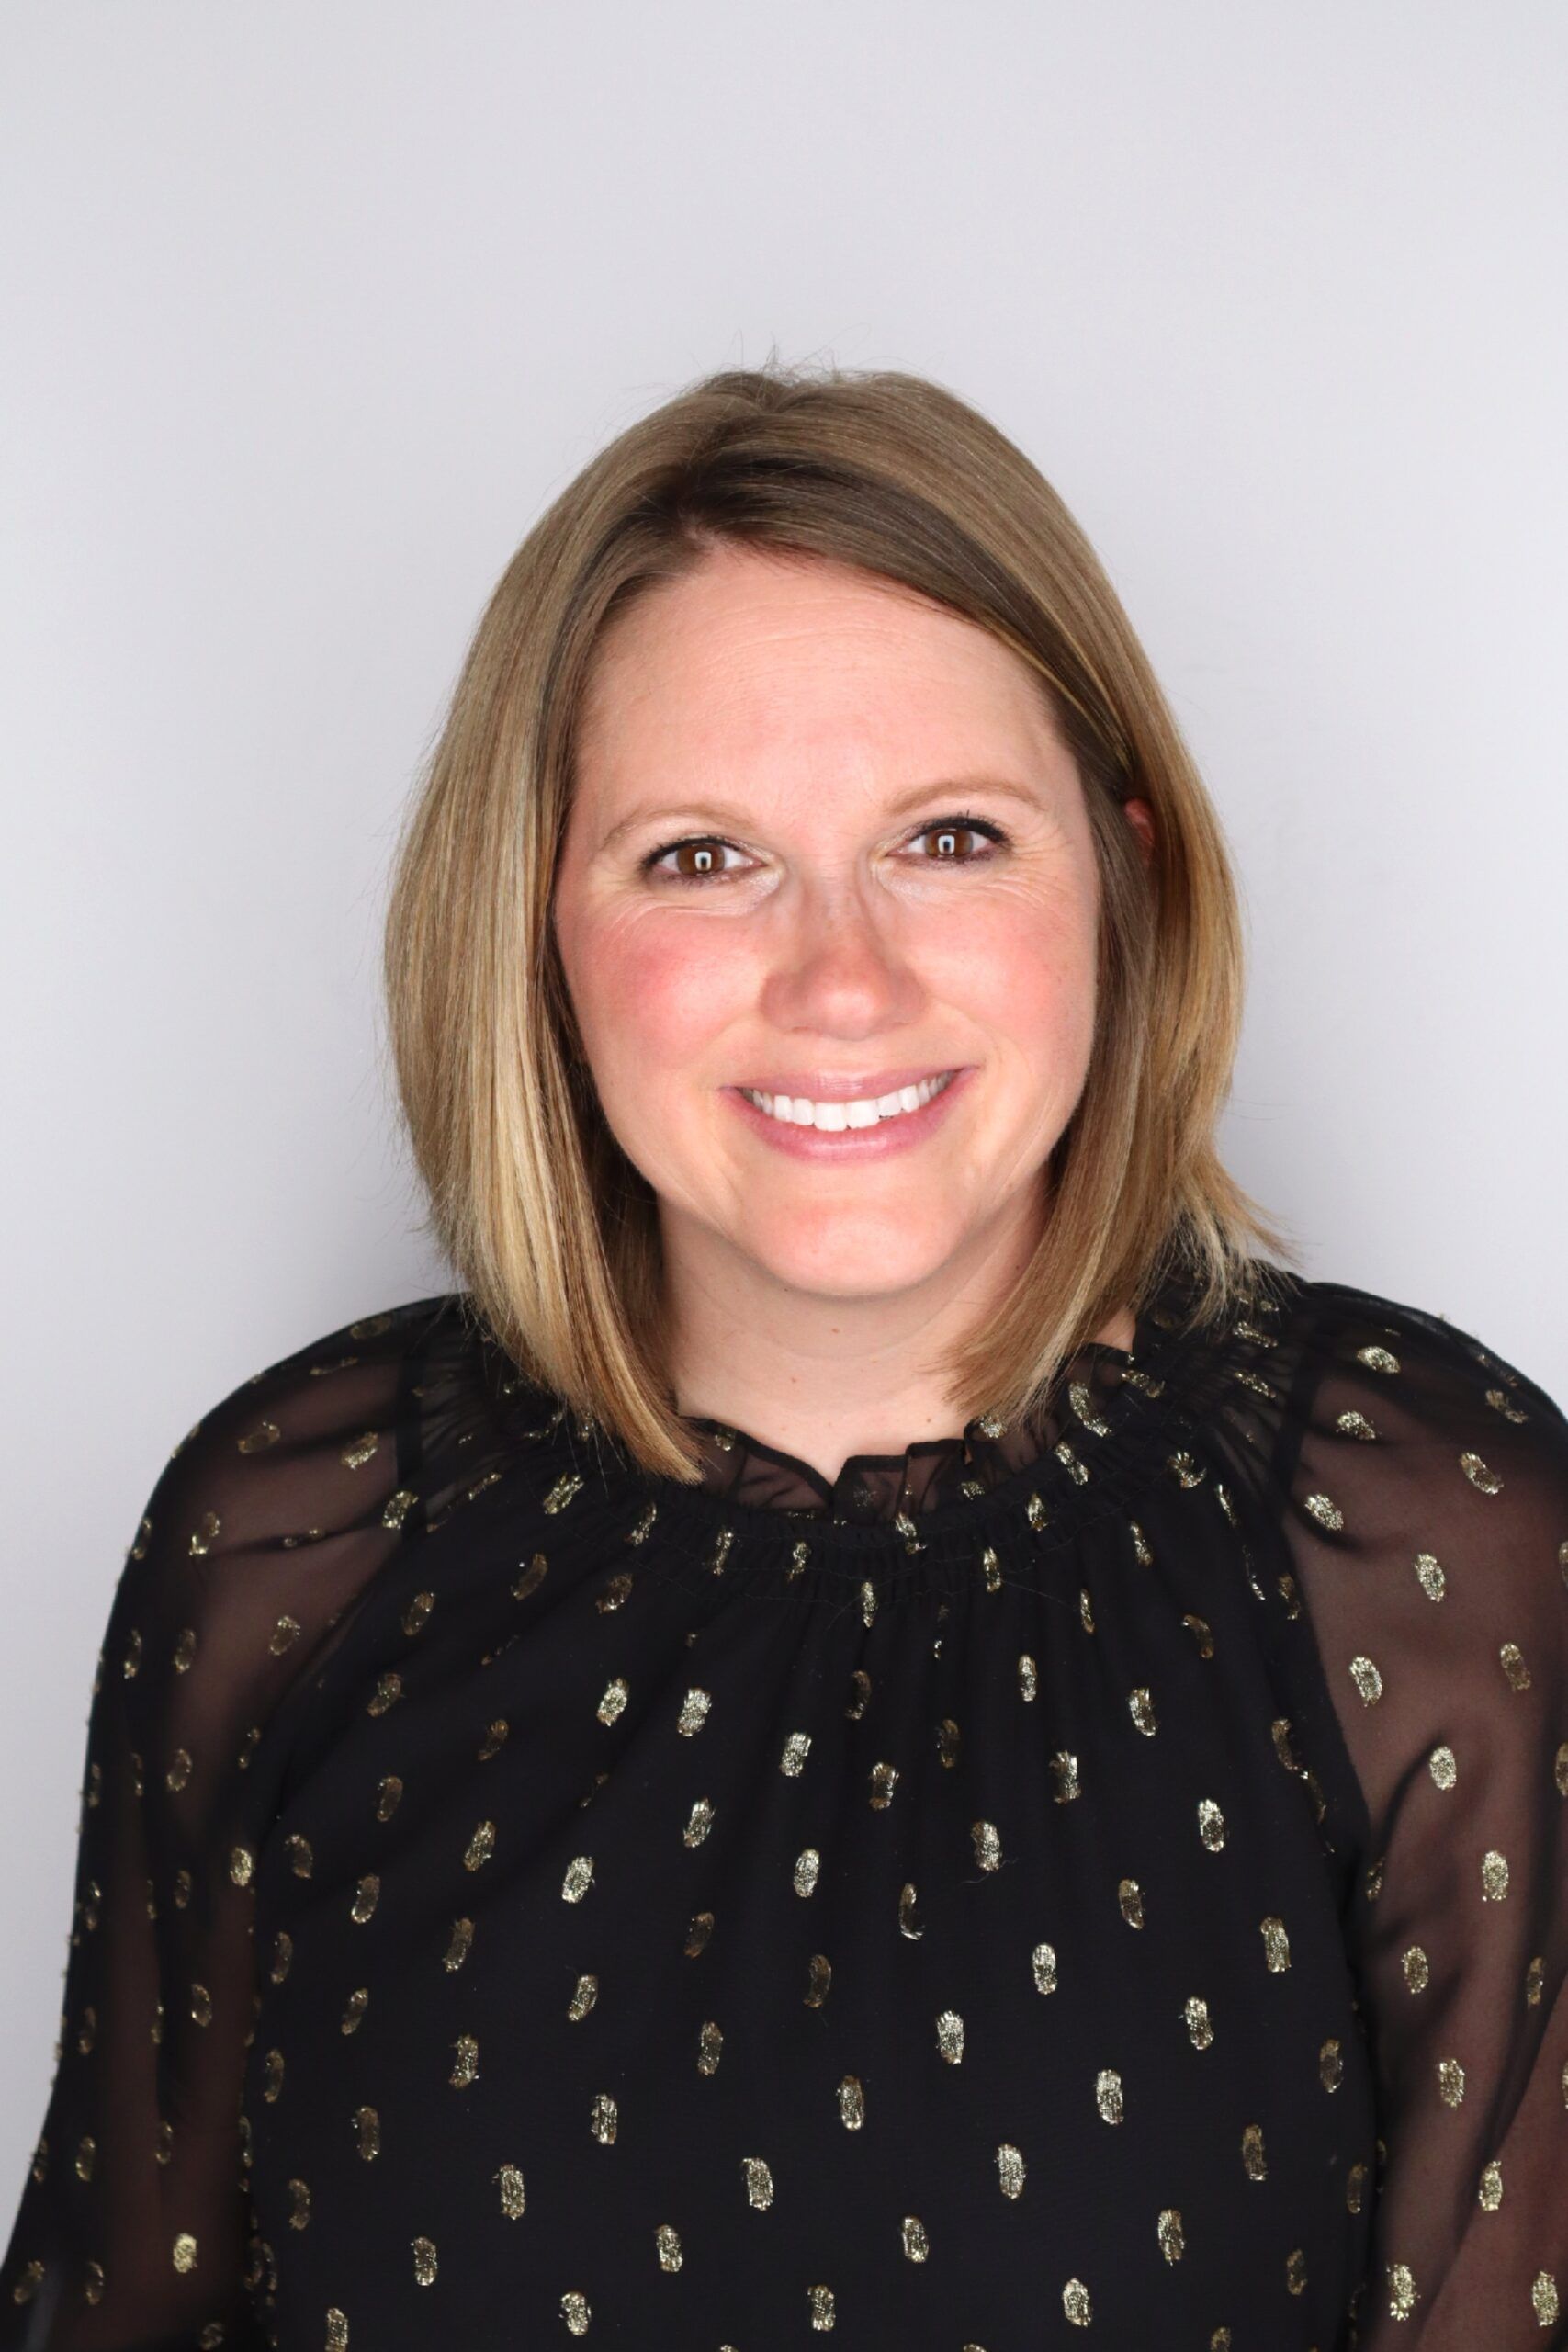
[{"left": 1122, "top": 796, "right": 1155, "bottom": 865}]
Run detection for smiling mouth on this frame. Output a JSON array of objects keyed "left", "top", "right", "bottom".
[{"left": 736, "top": 1070, "right": 959, "bottom": 1131}]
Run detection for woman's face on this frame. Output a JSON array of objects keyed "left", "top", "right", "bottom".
[{"left": 553, "top": 544, "right": 1151, "bottom": 1308}]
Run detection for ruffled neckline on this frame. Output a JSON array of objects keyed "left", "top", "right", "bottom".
[{"left": 677, "top": 1271, "right": 1205, "bottom": 1524}]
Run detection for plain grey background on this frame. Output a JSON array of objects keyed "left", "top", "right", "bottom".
[{"left": 2, "top": 0, "right": 1564, "bottom": 2182}]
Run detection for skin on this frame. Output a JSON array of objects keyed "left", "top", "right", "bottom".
[{"left": 552, "top": 543, "right": 1156, "bottom": 1488}]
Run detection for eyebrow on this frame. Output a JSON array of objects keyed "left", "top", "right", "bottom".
[{"left": 596, "top": 775, "right": 1048, "bottom": 854}]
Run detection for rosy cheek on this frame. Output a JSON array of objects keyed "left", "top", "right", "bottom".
[{"left": 581, "top": 916, "right": 745, "bottom": 1077}]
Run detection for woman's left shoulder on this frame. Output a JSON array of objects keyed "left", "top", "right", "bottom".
[
  {"left": 1238, "top": 1265, "right": 1568, "bottom": 1594},
  {"left": 1277, "top": 1269, "right": 1565, "bottom": 1444}
]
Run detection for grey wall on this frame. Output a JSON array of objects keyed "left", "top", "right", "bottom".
[{"left": 2, "top": 0, "right": 1564, "bottom": 2179}]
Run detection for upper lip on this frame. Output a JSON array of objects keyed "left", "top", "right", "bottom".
[{"left": 731, "top": 1065, "right": 966, "bottom": 1101}]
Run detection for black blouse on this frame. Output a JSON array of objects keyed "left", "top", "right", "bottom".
[{"left": 3, "top": 1264, "right": 1565, "bottom": 2351}]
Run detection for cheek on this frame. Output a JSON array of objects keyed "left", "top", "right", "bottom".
[
  {"left": 569, "top": 912, "right": 745, "bottom": 1080},
  {"left": 932, "top": 892, "right": 1098, "bottom": 1070}
]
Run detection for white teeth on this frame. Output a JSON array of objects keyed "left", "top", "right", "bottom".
[{"left": 740, "top": 1070, "right": 957, "bottom": 1130}]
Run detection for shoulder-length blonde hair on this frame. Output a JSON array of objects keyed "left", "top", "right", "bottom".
[{"left": 383, "top": 359, "right": 1296, "bottom": 1484}]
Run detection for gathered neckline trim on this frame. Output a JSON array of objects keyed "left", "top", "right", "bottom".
[
  {"left": 592, "top": 1266, "right": 1283, "bottom": 1564},
  {"left": 674, "top": 1293, "right": 1176, "bottom": 1523},
  {"left": 436, "top": 1262, "right": 1301, "bottom": 1588}
]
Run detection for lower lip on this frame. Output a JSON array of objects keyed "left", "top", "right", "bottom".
[{"left": 723, "top": 1067, "right": 975, "bottom": 1160}]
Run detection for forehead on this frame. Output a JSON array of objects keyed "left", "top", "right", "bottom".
[{"left": 575, "top": 547, "right": 1066, "bottom": 780}]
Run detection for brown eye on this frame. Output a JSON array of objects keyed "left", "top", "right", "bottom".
[
  {"left": 910, "top": 816, "right": 1006, "bottom": 862},
  {"left": 645, "top": 837, "right": 744, "bottom": 884}
]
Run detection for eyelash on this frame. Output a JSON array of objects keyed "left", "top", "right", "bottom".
[{"left": 640, "top": 811, "right": 1010, "bottom": 885}]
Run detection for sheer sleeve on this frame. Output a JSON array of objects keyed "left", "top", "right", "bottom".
[
  {"left": 1224, "top": 1282, "right": 1568, "bottom": 2349},
  {"left": 0, "top": 1303, "right": 439, "bottom": 2349}
]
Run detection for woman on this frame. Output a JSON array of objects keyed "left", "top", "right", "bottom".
[{"left": 3, "top": 362, "right": 1563, "bottom": 2352}]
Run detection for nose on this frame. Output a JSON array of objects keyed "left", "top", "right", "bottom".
[{"left": 754, "top": 880, "right": 928, "bottom": 1038}]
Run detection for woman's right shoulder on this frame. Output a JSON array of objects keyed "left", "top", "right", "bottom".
[
  {"left": 88, "top": 1288, "right": 517, "bottom": 1769},
  {"left": 137, "top": 1291, "right": 463, "bottom": 1536},
  {"left": 102, "top": 1290, "right": 494, "bottom": 1679}
]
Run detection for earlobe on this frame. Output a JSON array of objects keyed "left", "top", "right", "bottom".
[{"left": 1122, "top": 796, "right": 1156, "bottom": 865}]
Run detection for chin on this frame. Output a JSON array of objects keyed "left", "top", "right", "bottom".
[{"left": 746, "top": 1227, "right": 960, "bottom": 1301}]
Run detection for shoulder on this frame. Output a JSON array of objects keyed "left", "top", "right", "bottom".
[
  {"left": 1239, "top": 1268, "right": 1568, "bottom": 1616},
  {"left": 100, "top": 1291, "right": 491, "bottom": 1696},
  {"left": 1272, "top": 1270, "right": 1566, "bottom": 1469},
  {"left": 129, "top": 1291, "right": 467, "bottom": 1561}
]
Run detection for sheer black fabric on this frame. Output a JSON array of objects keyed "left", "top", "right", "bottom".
[{"left": 2, "top": 1266, "right": 1563, "bottom": 2350}]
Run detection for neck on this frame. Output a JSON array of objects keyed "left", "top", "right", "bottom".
[{"left": 659, "top": 1197, "right": 1130, "bottom": 1492}]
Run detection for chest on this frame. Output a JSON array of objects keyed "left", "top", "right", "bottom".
[{"left": 241, "top": 1498, "right": 1379, "bottom": 2346}]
